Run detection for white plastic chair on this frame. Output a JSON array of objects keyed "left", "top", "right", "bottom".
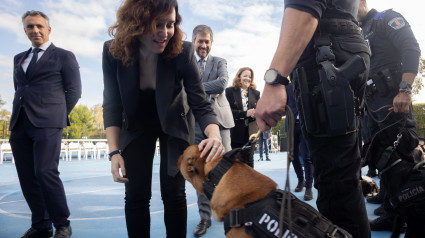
[
  {"left": 155, "top": 140, "right": 160, "bottom": 156},
  {"left": 95, "top": 142, "right": 108, "bottom": 159},
  {"left": 269, "top": 135, "right": 279, "bottom": 153},
  {"left": 83, "top": 142, "right": 96, "bottom": 160},
  {"left": 1, "top": 143, "right": 14, "bottom": 164},
  {"left": 68, "top": 142, "right": 81, "bottom": 160},
  {"left": 60, "top": 142, "right": 69, "bottom": 161}
]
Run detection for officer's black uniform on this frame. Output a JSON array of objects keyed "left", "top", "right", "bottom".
[
  {"left": 360, "top": 8, "right": 420, "bottom": 231},
  {"left": 361, "top": 8, "right": 420, "bottom": 161},
  {"left": 285, "top": 0, "right": 371, "bottom": 237}
]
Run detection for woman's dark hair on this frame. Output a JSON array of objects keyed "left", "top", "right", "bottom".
[{"left": 108, "top": 0, "right": 183, "bottom": 66}]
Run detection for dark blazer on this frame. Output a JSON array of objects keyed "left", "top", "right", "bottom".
[
  {"left": 10, "top": 43, "right": 82, "bottom": 130},
  {"left": 225, "top": 87, "right": 260, "bottom": 144},
  {"left": 102, "top": 41, "right": 218, "bottom": 175}
]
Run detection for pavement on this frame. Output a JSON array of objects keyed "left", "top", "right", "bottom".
[{"left": 0, "top": 151, "right": 392, "bottom": 238}]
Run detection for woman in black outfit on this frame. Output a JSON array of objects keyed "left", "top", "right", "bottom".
[
  {"left": 225, "top": 67, "right": 260, "bottom": 167},
  {"left": 102, "top": 0, "right": 224, "bottom": 237}
]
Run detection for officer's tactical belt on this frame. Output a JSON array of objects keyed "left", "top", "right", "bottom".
[{"left": 320, "top": 19, "right": 361, "bottom": 34}]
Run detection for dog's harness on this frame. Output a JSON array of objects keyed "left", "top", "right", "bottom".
[
  {"left": 202, "top": 134, "right": 260, "bottom": 200},
  {"left": 223, "top": 189, "right": 350, "bottom": 238},
  {"left": 372, "top": 120, "right": 425, "bottom": 209},
  {"left": 389, "top": 161, "right": 425, "bottom": 209},
  {"left": 210, "top": 106, "right": 351, "bottom": 238},
  {"left": 202, "top": 148, "right": 248, "bottom": 200}
]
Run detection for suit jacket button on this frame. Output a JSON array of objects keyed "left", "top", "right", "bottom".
[{"left": 180, "top": 113, "right": 185, "bottom": 117}]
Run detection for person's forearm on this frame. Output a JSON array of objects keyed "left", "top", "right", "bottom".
[
  {"left": 204, "top": 124, "right": 221, "bottom": 139},
  {"left": 270, "top": 8, "right": 318, "bottom": 76},
  {"left": 401, "top": 72, "right": 416, "bottom": 86},
  {"left": 106, "top": 126, "right": 121, "bottom": 151}
]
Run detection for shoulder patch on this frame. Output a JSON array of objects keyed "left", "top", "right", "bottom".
[{"left": 388, "top": 17, "right": 405, "bottom": 30}]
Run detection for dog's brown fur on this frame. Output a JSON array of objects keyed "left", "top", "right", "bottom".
[
  {"left": 177, "top": 145, "right": 277, "bottom": 238},
  {"left": 361, "top": 175, "right": 379, "bottom": 197}
]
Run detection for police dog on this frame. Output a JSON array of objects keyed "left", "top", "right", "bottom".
[
  {"left": 177, "top": 145, "right": 277, "bottom": 238},
  {"left": 360, "top": 175, "right": 379, "bottom": 197},
  {"left": 368, "top": 146, "right": 425, "bottom": 238}
]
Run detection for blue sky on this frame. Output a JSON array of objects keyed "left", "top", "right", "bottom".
[{"left": 0, "top": 0, "right": 424, "bottom": 112}]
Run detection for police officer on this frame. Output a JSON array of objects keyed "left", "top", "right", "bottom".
[
  {"left": 256, "top": 0, "right": 371, "bottom": 237},
  {"left": 357, "top": 0, "right": 421, "bottom": 231}
]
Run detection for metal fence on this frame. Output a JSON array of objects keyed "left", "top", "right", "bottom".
[
  {"left": 1, "top": 112, "right": 424, "bottom": 140},
  {"left": 0, "top": 121, "right": 106, "bottom": 139}
]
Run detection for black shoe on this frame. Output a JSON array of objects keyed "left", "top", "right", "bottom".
[
  {"left": 20, "top": 228, "right": 53, "bottom": 238},
  {"left": 367, "top": 189, "right": 384, "bottom": 204},
  {"left": 374, "top": 204, "right": 385, "bottom": 216},
  {"left": 294, "top": 180, "right": 305, "bottom": 192},
  {"left": 193, "top": 219, "right": 211, "bottom": 237},
  {"left": 266, "top": 157, "right": 271, "bottom": 161},
  {"left": 304, "top": 188, "right": 313, "bottom": 201},
  {"left": 54, "top": 226, "right": 72, "bottom": 238},
  {"left": 258, "top": 157, "right": 263, "bottom": 161},
  {"left": 369, "top": 213, "right": 395, "bottom": 231}
]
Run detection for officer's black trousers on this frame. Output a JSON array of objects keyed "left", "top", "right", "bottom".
[
  {"left": 294, "top": 25, "right": 371, "bottom": 238},
  {"left": 306, "top": 132, "right": 370, "bottom": 238}
]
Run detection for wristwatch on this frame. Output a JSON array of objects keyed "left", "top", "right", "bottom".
[
  {"left": 264, "top": 68, "right": 289, "bottom": 86},
  {"left": 108, "top": 150, "right": 121, "bottom": 161},
  {"left": 399, "top": 81, "right": 412, "bottom": 90}
]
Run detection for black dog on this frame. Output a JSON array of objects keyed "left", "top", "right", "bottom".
[{"left": 370, "top": 147, "right": 425, "bottom": 238}]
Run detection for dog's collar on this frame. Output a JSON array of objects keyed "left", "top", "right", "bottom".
[{"left": 203, "top": 148, "right": 245, "bottom": 200}]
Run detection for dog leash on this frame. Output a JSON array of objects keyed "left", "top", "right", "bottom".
[
  {"left": 249, "top": 106, "right": 296, "bottom": 238},
  {"left": 278, "top": 105, "right": 295, "bottom": 238}
]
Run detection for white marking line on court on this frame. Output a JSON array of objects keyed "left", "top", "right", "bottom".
[
  {"left": 0, "top": 187, "right": 197, "bottom": 221},
  {"left": 0, "top": 187, "right": 123, "bottom": 205}
]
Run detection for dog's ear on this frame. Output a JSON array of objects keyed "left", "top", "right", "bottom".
[{"left": 187, "top": 156, "right": 200, "bottom": 174}]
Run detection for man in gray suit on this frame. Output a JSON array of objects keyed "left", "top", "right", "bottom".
[{"left": 191, "top": 24, "right": 234, "bottom": 237}]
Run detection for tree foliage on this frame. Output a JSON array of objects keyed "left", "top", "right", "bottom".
[
  {"left": 413, "top": 103, "right": 425, "bottom": 137},
  {"left": 90, "top": 104, "right": 105, "bottom": 138},
  {"left": 0, "top": 95, "right": 5, "bottom": 108},
  {"left": 412, "top": 57, "right": 424, "bottom": 95},
  {"left": 65, "top": 104, "right": 95, "bottom": 139},
  {"left": 91, "top": 104, "right": 103, "bottom": 125}
]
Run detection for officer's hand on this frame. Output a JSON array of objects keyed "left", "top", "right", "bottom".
[
  {"left": 392, "top": 91, "right": 411, "bottom": 113},
  {"left": 255, "top": 84, "right": 287, "bottom": 131}
]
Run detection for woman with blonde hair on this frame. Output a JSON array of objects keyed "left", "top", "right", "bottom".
[
  {"left": 102, "top": 0, "right": 224, "bottom": 237},
  {"left": 225, "top": 67, "right": 260, "bottom": 167}
]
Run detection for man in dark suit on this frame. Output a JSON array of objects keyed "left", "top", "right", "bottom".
[
  {"left": 9, "top": 10, "right": 81, "bottom": 238},
  {"left": 191, "top": 24, "right": 234, "bottom": 237}
]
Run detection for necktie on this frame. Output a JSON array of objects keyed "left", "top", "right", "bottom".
[
  {"left": 26, "top": 48, "right": 41, "bottom": 79},
  {"left": 198, "top": 59, "right": 205, "bottom": 79}
]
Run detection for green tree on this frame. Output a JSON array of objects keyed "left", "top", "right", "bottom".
[
  {"left": 65, "top": 104, "right": 95, "bottom": 139},
  {"left": 413, "top": 103, "right": 425, "bottom": 138},
  {"left": 0, "top": 95, "right": 5, "bottom": 108},
  {"left": 0, "top": 95, "right": 11, "bottom": 139},
  {"left": 271, "top": 117, "right": 286, "bottom": 138},
  {"left": 90, "top": 104, "right": 105, "bottom": 139},
  {"left": 412, "top": 57, "right": 424, "bottom": 96}
]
